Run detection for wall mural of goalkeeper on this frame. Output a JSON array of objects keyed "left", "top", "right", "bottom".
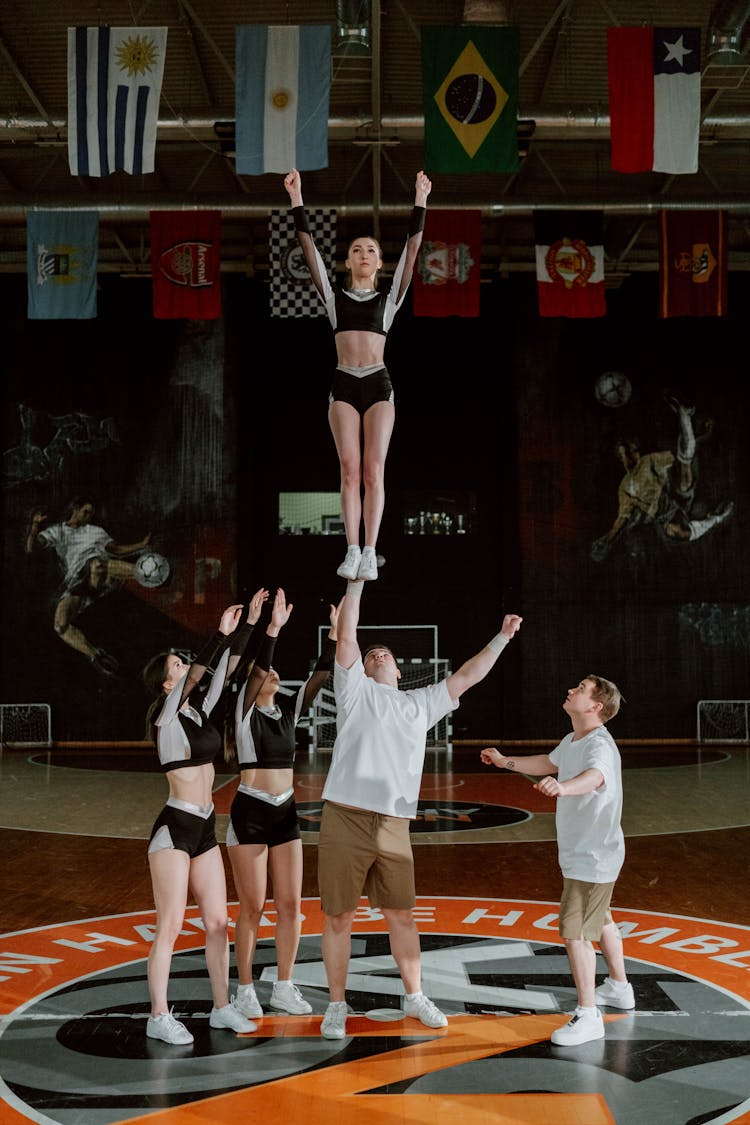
[
  {"left": 25, "top": 496, "right": 170, "bottom": 678},
  {"left": 591, "top": 392, "right": 734, "bottom": 564}
]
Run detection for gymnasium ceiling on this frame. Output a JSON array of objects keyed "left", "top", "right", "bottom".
[{"left": 1, "top": 0, "right": 749, "bottom": 281}]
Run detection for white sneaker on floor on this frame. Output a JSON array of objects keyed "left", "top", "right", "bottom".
[
  {"left": 321, "top": 1001, "right": 348, "bottom": 1039},
  {"left": 210, "top": 998, "right": 257, "bottom": 1033},
  {"left": 146, "top": 1009, "right": 194, "bottom": 1045},
  {"left": 356, "top": 548, "right": 378, "bottom": 581},
  {"left": 594, "top": 977, "right": 635, "bottom": 1009},
  {"left": 403, "top": 992, "right": 448, "bottom": 1029},
  {"left": 235, "top": 983, "right": 263, "bottom": 1018},
  {"left": 551, "top": 1006, "right": 604, "bottom": 1046},
  {"left": 337, "top": 546, "right": 362, "bottom": 580},
  {"left": 270, "top": 980, "right": 313, "bottom": 1014}
]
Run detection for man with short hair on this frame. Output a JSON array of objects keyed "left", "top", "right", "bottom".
[
  {"left": 482, "top": 674, "right": 633, "bottom": 1046},
  {"left": 317, "top": 577, "right": 522, "bottom": 1039}
]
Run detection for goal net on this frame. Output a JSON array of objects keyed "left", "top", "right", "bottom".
[
  {"left": 0, "top": 703, "right": 52, "bottom": 748},
  {"left": 696, "top": 699, "right": 750, "bottom": 744}
]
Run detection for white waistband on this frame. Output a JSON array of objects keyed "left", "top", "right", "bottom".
[
  {"left": 238, "top": 783, "right": 294, "bottom": 806},
  {"left": 166, "top": 796, "right": 214, "bottom": 818}
]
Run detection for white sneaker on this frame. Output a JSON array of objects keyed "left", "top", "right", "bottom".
[
  {"left": 270, "top": 981, "right": 313, "bottom": 1015},
  {"left": 403, "top": 992, "right": 448, "bottom": 1029},
  {"left": 594, "top": 977, "right": 635, "bottom": 1010},
  {"left": 356, "top": 548, "right": 378, "bottom": 581},
  {"left": 146, "top": 1008, "right": 194, "bottom": 1045},
  {"left": 235, "top": 983, "right": 263, "bottom": 1018},
  {"left": 337, "top": 546, "right": 362, "bottom": 580},
  {"left": 321, "top": 1001, "right": 348, "bottom": 1039},
  {"left": 209, "top": 998, "right": 257, "bottom": 1033},
  {"left": 551, "top": 1006, "right": 604, "bottom": 1046}
]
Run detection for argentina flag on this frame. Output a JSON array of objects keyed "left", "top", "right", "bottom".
[
  {"left": 235, "top": 25, "right": 331, "bottom": 176},
  {"left": 27, "top": 211, "right": 98, "bottom": 319},
  {"left": 67, "top": 26, "right": 167, "bottom": 176}
]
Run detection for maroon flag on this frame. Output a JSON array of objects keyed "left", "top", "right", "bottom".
[
  {"left": 658, "top": 211, "right": 727, "bottom": 318},
  {"left": 413, "top": 210, "right": 482, "bottom": 317},
  {"left": 534, "top": 211, "right": 606, "bottom": 318},
  {"left": 151, "top": 211, "right": 222, "bottom": 319}
]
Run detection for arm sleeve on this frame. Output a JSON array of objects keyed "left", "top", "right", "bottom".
[
  {"left": 313, "top": 636, "right": 337, "bottom": 673},
  {"left": 291, "top": 207, "right": 335, "bottom": 321},
  {"left": 384, "top": 211, "right": 426, "bottom": 327},
  {"left": 254, "top": 633, "right": 278, "bottom": 674},
  {"left": 228, "top": 621, "right": 254, "bottom": 657}
]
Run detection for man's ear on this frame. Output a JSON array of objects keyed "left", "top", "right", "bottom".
[{"left": 395, "top": 665, "right": 401, "bottom": 681}]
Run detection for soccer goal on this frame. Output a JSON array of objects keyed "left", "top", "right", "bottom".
[
  {"left": 306, "top": 624, "right": 452, "bottom": 753},
  {"left": 696, "top": 700, "right": 750, "bottom": 744},
  {"left": 0, "top": 703, "right": 52, "bottom": 749}
]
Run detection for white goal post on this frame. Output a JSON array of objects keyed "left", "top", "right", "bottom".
[
  {"left": 696, "top": 700, "right": 750, "bottom": 744},
  {"left": 0, "top": 703, "right": 52, "bottom": 748}
]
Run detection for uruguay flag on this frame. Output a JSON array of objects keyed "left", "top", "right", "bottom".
[
  {"left": 67, "top": 26, "right": 167, "bottom": 176},
  {"left": 235, "top": 25, "right": 331, "bottom": 176}
]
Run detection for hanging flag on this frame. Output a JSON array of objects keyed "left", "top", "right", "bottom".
[
  {"left": 150, "top": 211, "right": 222, "bottom": 319},
  {"left": 658, "top": 211, "right": 727, "bottom": 318},
  {"left": 607, "top": 26, "right": 700, "bottom": 174},
  {"left": 421, "top": 25, "right": 519, "bottom": 174},
  {"left": 534, "top": 212, "right": 606, "bottom": 318},
  {"left": 235, "top": 25, "right": 331, "bottom": 176},
  {"left": 27, "top": 210, "right": 98, "bottom": 319},
  {"left": 269, "top": 208, "right": 336, "bottom": 318},
  {"left": 67, "top": 26, "right": 167, "bottom": 176},
  {"left": 413, "top": 210, "right": 482, "bottom": 317}
]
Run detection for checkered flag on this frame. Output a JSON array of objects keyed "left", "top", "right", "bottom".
[{"left": 269, "top": 208, "right": 337, "bottom": 318}]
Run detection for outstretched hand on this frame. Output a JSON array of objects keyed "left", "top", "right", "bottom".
[
  {"left": 247, "top": 587, "right": 269, "bottom": 625},
  {"left": 415, "top": 169, "right": 432, "bottom": 204},
  {"left": 284, "top": 169, "right": 302, "bottom": 204},
  {"left": 501, "top": 614, "right": 523, "bottom": 639},
  {"left": 219, "top": 604, "right": 244, "bottom": 635},
  {"left": 270, "top": 587, "right": 293, "bottom": 631}
]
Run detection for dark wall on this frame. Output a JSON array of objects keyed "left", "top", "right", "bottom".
[{"left": 3, "top": 270, "right": 748, "bottom": 742}]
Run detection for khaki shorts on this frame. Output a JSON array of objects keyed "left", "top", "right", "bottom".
[
  {"left": 558, "top": 878, "right": 616, "bottom": 941},
  {"left": 317, "top": 801, "right": 415, "bottom": 915}
]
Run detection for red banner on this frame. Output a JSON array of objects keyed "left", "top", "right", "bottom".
[
  {"left": 413, "top": 210, "right": 482, "bottom": 318},
  {"left": 151, "top": 210, "right": 222, "bottom": 319},
  {"left": 658, "top": 211, "right": 727, "bottom": 318}
]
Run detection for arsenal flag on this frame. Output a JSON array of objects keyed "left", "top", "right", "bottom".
[
  {"left": 658, "top": 211, "right": 727, "bottom": 318},
  {"left": 151, "top": 211, "right": 222, "bottom": 319},
  {"left": 413, "top": 209, "right": 482, "bottom": 317},
  {"left": 534, "top": 212, "right": 606, "bottom": 318}
]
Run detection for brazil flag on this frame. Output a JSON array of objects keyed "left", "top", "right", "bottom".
[{"left": 421, "top": 25, "right": 520, "bottom": 173}]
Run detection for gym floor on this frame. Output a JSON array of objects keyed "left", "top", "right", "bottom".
[{"left": 1, "top": 740, "right": 749, "bottom": 1125}]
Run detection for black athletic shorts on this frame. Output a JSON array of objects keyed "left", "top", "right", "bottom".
[{"left": 329, "top": 367, "right": 394, "bottom": 416}]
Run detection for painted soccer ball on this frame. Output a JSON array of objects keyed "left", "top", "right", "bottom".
[
  {"left": 134, "top": 551, "right": 170, "bottom": 588},
  {"left": 594, "top": 370, "right": 632, "bottom": 408}
]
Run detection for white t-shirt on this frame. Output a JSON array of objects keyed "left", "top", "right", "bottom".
[
  {"left": 38, "top": 521, "right": 111, "bottom": 587},
  {"left": 548, "top": 726, "right": 625, "bottom": 883},
  {"left": 322, "top": 657, "right": 457, "bottom": 818}
]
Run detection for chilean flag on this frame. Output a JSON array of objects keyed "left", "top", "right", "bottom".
[{"left": 607, "top": 26, "right": 701, "bottom": 175}]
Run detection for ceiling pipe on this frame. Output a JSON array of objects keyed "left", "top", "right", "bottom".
[
  {"left": 3, "top": 109, "right": 750, "bottom": 139},
  {"left": 1, "top": 198, "right": 750, "bottom": 222}
]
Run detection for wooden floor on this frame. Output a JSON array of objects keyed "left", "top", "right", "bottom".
[{"left": 1, "top": 741, "right": 749, "bottom": 1125}]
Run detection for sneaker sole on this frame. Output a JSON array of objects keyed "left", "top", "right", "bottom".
[{"left": 270, "top": 1003, "right": 312, "bottom": 1015}]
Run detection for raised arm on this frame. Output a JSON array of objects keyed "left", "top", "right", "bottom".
[
  {"left": 336, "top": 580, "right": 363, "bottom": 670},
  {"left": 391, "top": 170, "right": 432, "bottom": 305},
  {"left": 226, "top": 587, "right": 269, "bottom": 679},
  {"left": 25, "top": 510, "right": 47, "bottom": 553},
  {"left": 302, "top": 598, "right": 342, "bottom": 709},
  {"left": 284, "top": 168, "right": 330, "bottom": 298},
  {"left": 177, "top": 603, "right": 243, "bottom": 708},
  {"left": 240, "top": 586, "right": 292, "bottom": 717},
  {"left": 444, "top": 613, "right": 522, "bottom": 703}
]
